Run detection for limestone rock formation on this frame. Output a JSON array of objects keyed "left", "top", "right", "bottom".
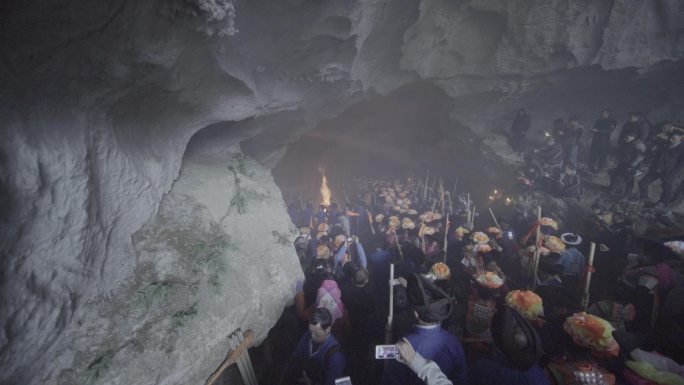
[{"left": 1, "top": 0, "right": 683, "bottom": 384}]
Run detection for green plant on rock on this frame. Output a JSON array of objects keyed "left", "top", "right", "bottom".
[
  {"left": 228, "top": 165, "right": 247, "bottom": 215},
  {"left": 189, "top": 236, "right": 233, "bottom": 294},
  {"left": 173, "top": 304, "right": 198, "bottom": 327},
  {"left": 135, "top": 281, "right": 172, "bottom": 307},
  {"left": 231, "top": 194, "right": 247, "bottom": 214},
  {"left": 232, "top": 153, "right": 247, "bottom": 175}
]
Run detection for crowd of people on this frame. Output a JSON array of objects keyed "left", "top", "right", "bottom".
[
  {"left": 279, "top": 176, "right": 684, "bottom": 385},
  {"left": 513, "top": 108, "right": 684, "bottom": 207}
]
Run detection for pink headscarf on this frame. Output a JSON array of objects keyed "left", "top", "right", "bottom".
[{"left": 316, "top": 279, "right": 345, "bottom": 321}]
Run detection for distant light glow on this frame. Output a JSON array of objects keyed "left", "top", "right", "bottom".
[{"left": 319, "top": 167, "right": 331, "bottom": 206}]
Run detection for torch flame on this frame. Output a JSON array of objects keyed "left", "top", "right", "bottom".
[{"left": 319, "top": 167, "right": 331, "bottom": 206}]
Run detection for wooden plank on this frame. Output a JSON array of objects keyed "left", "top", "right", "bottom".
[{"left": 206, "top": 330, "right": 254, "bottom": 385}]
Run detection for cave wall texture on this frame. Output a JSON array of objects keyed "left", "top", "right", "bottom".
[{"left": 1, "top": 0, "right": 683, "bottom": 384}]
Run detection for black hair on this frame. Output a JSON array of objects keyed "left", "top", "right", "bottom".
[
  {"left": 405, "top": 244, "right": 426, "bottom": 267},
  {"left": 371, "top": 235, "right": 386, "bottom": 250},
  {"left": 406, "top": 274, "right": 452, "bottom": 323},
  {"left": 353, "top": 268, "right": 369, "bottom": 286},
  {"left": 310, "top": 307, "right": 333, "bottom": 329}
]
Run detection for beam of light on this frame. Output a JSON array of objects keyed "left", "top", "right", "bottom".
[{"left": 318, "top": 167, "right": 331, "bottom": 206}]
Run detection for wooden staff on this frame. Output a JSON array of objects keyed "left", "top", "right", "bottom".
[
  {"left": 206, "top": 330, "right": 254, "bottom": 385},
  {"left": 446, "top": 192, "right": 453, "bottom": 214},
  {"left": 393, "top": 229, "right": 404, "bottom": 260},
  {"left": 385, "top": 264, "right": 395, "bottom": 344},
  {"left": 368, "top": 212, "right": 376, "bottom": 235},
  {"left": 424, "top": 170, "right": 429, "bottom": 201},
  {"left": 440, "top": 187, "right": 445, "bottom": 216},
  {"left": 530, "top": 206, "right": 542, "bottom": 290},
  {"left": 488, "top": 207, "right": 501, "bottom": 229},
  {"left": 466, "top": 193, "right": 471, "bottom": 226},
  {"left": 469, "top": 205, "right": 477, "bottom": 229},
  {"left": 581, "top": 242, "right": 596, "bottom": 311},
  {"left": 443, "top": 213, "right": 450, "bottom": 262}
]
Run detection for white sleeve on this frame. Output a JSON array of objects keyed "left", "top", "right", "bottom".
[{"left": 408, "top": 352, "right": 454, "bottom": 385}]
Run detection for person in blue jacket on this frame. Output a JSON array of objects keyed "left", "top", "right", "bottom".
[
  {"left": 382, "top": 274, "right": 468, "bottom": 385},
  {"left": 280, "top": 308, "right": 346, "bottom": 385}
]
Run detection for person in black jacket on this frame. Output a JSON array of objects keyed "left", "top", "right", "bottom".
[
  {"left": 638, "top": 132, "right": 684, "bottom": 206},
  {"left": 560, "top": 117, "right": 583, "bottom": 168},
  {"left": 510, "top": 108, "right": 531, "bottom": 154},
  {"left": 588, "top": 109, "right": 617, "bottom": 172},
  {"left": 618, "top": 111, "right": 649, "bottom": 143},
  {"left": 555, "top": 163, "right": 581, "bottom": 200},
  {"left": 609, "top": 132, "right": 646, "bottom": 197}
]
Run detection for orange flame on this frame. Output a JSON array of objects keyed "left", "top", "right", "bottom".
[{"left": 319, "top": 167, "right": 331, "bottom": 206}]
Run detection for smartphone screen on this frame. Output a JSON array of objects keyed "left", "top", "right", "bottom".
[
  {"left": 375, "top": 345, "right": 398, "bottom": 359},
  {"left": 335, "top": 376, "right": 352, "bottom": 385}
]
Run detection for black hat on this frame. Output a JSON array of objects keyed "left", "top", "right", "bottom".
[
  {"left": 406, "top": 274, "right": 452, "bottom": 323},
  {"left": 491, "top": 305, "right": 544, "bottom": 370}
]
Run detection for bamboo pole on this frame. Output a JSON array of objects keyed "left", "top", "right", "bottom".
[
  {"left": 237, "top": 332, "right": 258, "bottom": 385},
  {"left": 393, "top": 229, "right": 404, "bottom": 261},
  {"left": 530, "top": 206, "right": 542, "bottom": 290},
  {"left": 385, "top": 264, "right": 395, "bottom": 344},
  {"left": 488, "top": 207, "right": 501, "bottom": 229},
  {"left": 466, "top": 193, "right": 471, "bottom": 227},
  {"left": 368, "top": 212, "right": 376, "bottom": 235},
  {"left": 441, "top": 188, "right": 445, "bottom": 216},
  {"left": 446, "top": 192, "right": 453, "bottom": 214},
  {"left": 581, "top": 242, "right": 596, "bottom": 311},
  {"left": 424, "top": 171, "right": 429, "bottom": 201},
  {"left": 206, "top": 330, "right": 255, "bottom": 385},
  {"left": 443, "top": 213, "right": 450, "bottom": 262},
  {"left": 452, "top": 178, "right": 459, "bottom": 199}
]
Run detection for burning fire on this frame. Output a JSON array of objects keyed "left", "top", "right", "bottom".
[{"left": 319, "top": 167, "right": 331, "bottom": 206}]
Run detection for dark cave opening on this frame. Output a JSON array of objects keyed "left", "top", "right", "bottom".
[{"left": 272, "top": 82, "right": 515, "bottom": 207}]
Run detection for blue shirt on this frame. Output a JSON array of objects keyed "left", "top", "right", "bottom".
[
  {"left": 470, "top": 355, "right": 550, "bottom": 385},
  {"left": 333, "top": 242, "right": 367, "bottom": 279},
  {"left": 557, "top": 247, "right": 585, "bottom": 276},
  {"left": 291, "top": 331, "right": 346, "bottom": 385},
  {"left": 382, "top": 324, "right": 468, "bottom": 385}
]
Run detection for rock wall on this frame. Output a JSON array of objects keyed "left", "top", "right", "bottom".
[{"left": 1, "top": 0, "right": 683, "bottom": 384}]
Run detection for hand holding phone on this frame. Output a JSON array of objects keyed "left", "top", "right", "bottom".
[
  {"left": 335, "top": 376, "right": 352, "bottom": 385},
  {"left": 375, "top": 345, "right": 399, "bottom": 359},
  {"left": 395, "top": 338, "right": 416, "bottom": 365}
]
